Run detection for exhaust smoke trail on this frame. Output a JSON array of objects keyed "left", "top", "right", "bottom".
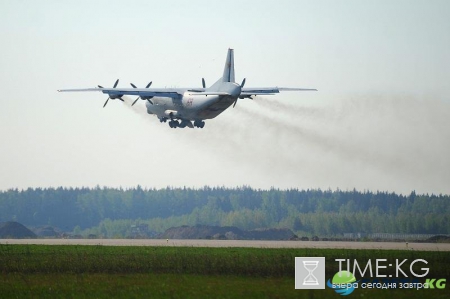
[
  {"left": 254, "top": 97, "right": 327, "bottom": 120},
  {"left": 242, "top": 96, "right": 450, "bottom": 193},
  {"left": 121, "top": 96, "right": 152, "bottom": 119},
  {"left": 236, "top": 105, "right": 410, "bottom": 172},
  {"left": 121, "top": 94, "right": 450, "bottom": 194}
]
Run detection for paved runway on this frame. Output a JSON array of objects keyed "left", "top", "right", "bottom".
[{"left": 1, "top": 239, "right": 449, "bottom": 251}]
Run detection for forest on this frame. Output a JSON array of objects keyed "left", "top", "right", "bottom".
[{"left": 0, "top": 186, "right": 449, "bottom": 238}]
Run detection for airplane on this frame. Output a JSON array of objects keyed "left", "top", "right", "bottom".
[{"left": 58, "top": 49, "right": 316, "bottom": 129}]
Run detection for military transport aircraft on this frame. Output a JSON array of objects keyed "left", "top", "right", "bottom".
[{"left": 58, "top": 49, "right": 316, "bottom": 128}]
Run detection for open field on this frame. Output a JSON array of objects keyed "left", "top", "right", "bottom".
[
  {"left": 2, "top": 239, "right": 450, "bottom": 251},
  {"left": 0, "top": 244, "right": 449, "bottom": 298}
]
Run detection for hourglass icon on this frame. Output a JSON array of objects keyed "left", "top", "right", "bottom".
[{"left": 302, "top": 260, "right": 319, "bottom": 285}]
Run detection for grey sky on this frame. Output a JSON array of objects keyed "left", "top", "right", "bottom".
[{"left": 1, "top": 0, "right": 449, "bottom": 194}]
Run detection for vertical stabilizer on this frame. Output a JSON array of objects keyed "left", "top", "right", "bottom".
[{"left": 222, "top": 48, "right": 235, "bottom": 83}]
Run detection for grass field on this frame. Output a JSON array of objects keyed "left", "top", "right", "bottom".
[{"left": 0, "top": 244, "right": 449, "bottom": 298}]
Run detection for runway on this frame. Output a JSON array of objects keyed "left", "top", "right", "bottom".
[{"left": 1, "top": 239, "right": 449, "bottom": 251}]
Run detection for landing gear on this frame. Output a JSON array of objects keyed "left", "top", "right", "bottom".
[
  {"left": 194, "top": 120, "right": 205, "bottom": 128},
  {"left": 168, "top": 119, "right": 204, "bottom": 129},
  {"left": 159, "top": 117, "right": 168, "bottom": 123},
  {"left": 168, "top": 120, "right": 180, "bottom": 128}
]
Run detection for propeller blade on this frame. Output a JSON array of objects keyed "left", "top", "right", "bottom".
[
  {"left": 146, "top": 81, "right": 152, "bottom": 88},
  {"left": 130, "top": 83, "right": 137, "bottom": 88},
  {"left": 147, "top": 99, "right": 153, "bottom": 105},
  {"left": 118, "top": 97, "right": 124, "bottom": 102},
  {"left": 202, "top": 78, "right": 206, "bottom": 88},
  {"left": 241, "top": 78, "right": 246, "bottom": 88},
  {"left": 233, "top": 99, "right": 238, "bottom": 108},
  {"left": 103, "top": 97, "right": 110, "bottom": 108},
  {"left": 132, "top": 98, "right": 140, "bottom": 106},
  {"left": 113, "top": 79, "right": 119, "bottom": 88},
  {"left": 98, "top": 85, "right": 104, "bottom": 88}
]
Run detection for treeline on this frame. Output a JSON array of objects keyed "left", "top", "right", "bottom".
[{"left": 0, "top": 186, "right": 449, "bottom": 237}]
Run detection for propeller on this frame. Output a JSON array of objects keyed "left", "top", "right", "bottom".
[
  {"left": 99, "top": 79, "right": 124, "bottom": 108},
  {"left": 233, "top": 78, "right": 246, "bottom": 108},
  {"left": 130, "top": 81, "right": 153, "bottom": 106},
  {"left": 202, "top": 78, "right": 206, "bottom": 88}
]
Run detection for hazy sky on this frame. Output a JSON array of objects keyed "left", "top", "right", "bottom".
[{"left": 1, "top": 0, "right": 449, "bottom": 194}]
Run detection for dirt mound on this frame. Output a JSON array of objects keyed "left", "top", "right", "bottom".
[
  {"left": 426, "top": 235, "right": 450, "bottom": 243},
  {"left": 0, "top": 222, "right": 37, "bottom": 239},
  {"left": 246, "top": 228, "right": 298, "bottom": 240},
  {"left": 159, "top": 225, "right": 297, "bottom": 240},
  {"left": 160, "top": 225, "right": 243, "bottom": 239}
]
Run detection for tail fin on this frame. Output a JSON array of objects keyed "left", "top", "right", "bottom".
[
  {"left": 222, "top": 48, "right": 235, "bottom": 83},
  {"left": 209, "top": 48, "right": 236, "bottom": 91}
]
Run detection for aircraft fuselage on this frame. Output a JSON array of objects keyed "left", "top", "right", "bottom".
[{"left": 145, "top": 81, "right": 241, "bottom": 122}]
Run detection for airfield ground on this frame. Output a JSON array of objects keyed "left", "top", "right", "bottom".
[
  {"left": 0, "top": 243, "right": 449, "bottom": 298},
  {"left": 2, "top": 238, "right": 450, "bottom": 251}
]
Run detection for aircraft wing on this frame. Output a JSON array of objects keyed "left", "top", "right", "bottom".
[
  {"left": 188, "top": 90, "right": 230, "bottom": 96},
  {"left": 58, "top": 86, "right": 316, "bottom": 98},
  {"left": 188, "top": 86, "right": 318, "bottom": 97},
  {"left": 58, "top": 87, "right": 186, "bottom": 98},
  {"left": 240, "top": 87, "right": 317, "bottom": 98}
]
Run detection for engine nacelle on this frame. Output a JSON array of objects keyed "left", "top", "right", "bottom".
[{"left": 164, "top": 110, "right": 179, "bottom": 118}]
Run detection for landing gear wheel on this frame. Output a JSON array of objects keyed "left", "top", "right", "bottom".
[
  {"left": 169, "top": 120, "right": 179, "bottom": 128},
  {"left": 194, "top": 120, "right": 205, "bottom": 128}
]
